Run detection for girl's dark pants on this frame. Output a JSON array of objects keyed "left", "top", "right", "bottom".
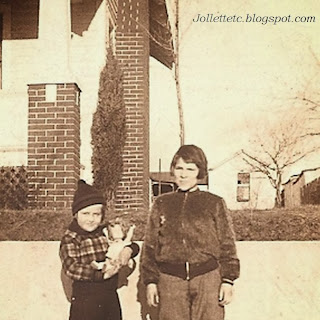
[{"left": 69, "top": 276, "right": 122, "bottom": 320}]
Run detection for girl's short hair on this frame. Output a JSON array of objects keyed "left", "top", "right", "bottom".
[{"left": 170, "top": 144, "right": 208, "bottom": 179}]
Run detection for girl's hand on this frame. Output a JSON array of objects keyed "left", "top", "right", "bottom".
[
  {"left": 146, "top": 283, "right": 159, "bottom": 307},
  {"left": 218, "top": 283, "right": 233, "bottom": 306},
  {"left": 118, "top": 247, "right": 133, "bottom": 266}
]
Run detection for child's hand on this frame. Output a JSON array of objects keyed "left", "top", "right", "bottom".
[
  {"left": 102, "top": 259, "right": 121, "bottom": 279},
  {"left": 119, "top": 247, "right": 133, "bottom": 266},
  {"left": 147, "top": 283, "right": 159, "bottom": 307},
  {"left": 90, "top": 260, "right": 104, "bottom": 270},
  {"left": 218, "top": 283, "right": 233, "bottom": 306}
]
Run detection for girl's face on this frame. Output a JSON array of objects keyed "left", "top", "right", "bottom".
[
  {"left": 173, "top": 157, "right": 199, "bottom": 191},
  {"left": 76, "top": 204, "right": 103, "bottom": 232}
]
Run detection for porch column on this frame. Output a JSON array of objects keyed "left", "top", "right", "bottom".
[
  {"left": 115, "top": 0, "right": 150, "bottom": 214},
  {"left": 27, "top": 83, "right": 81, "bottom": 210}
]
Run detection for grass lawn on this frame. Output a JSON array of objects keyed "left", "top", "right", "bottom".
[{"left": 231, "top": 205, "right": 320, "bottom": 241}]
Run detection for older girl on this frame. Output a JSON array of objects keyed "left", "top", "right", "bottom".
[{"left": 141, "top": 145, "right": 240, "bottom": 320}]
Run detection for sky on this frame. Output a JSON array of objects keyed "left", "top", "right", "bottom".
[{"left": 149, "top": 0, "right": 320, "bottom": 172}]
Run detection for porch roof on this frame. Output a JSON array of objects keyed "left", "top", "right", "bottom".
[{"left": 149, "top": 0, "right": 174, "bottom": 69}]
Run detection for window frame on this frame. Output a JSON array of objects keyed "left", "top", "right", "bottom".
[{"left": 237, "top": 172, "right": 250, "bottom": 202}]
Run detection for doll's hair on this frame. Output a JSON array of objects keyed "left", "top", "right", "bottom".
[
  {"left": 170, "top": 144, "right": 208, "bottom": 179},
  {"left": 107, "top": 217, "right": 130, "bottom": 236}
]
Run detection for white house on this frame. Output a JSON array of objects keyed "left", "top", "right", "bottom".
[
  {"left": 0, "top": 0, "right": 173, "bottom": 213},
  {"left": 208, "top": 151, "right": 276, "bottom": 210}
]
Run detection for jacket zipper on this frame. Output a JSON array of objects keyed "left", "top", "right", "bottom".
[{"left": 181, "top": 192, "right": 190, "bottom": 280}]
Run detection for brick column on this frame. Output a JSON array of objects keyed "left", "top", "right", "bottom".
[
  {"left": 115, "top": 0, "right": 150, "bottom": 214},
  {"left": 27, "top": 83, "right": 81, "bottom": 210}
]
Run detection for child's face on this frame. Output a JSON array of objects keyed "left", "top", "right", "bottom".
[
  {"left": 173, "top": 157, "right": 199, "bottom": 191},
  {"left": 76, "top": 204, "right": 103, "bottom": 232}
]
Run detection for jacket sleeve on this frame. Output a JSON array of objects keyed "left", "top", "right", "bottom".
[
  {"left": 126, "top": 242, "right": 140, "bottom": 258},
  {"left": 140, "top": 199, "right": 161, "bottom": 285},
  {"left": 214, "top": 198, "right": 240, "bottom": 281},
  {"left": 59, "top": 236, "right": 104, "bottom": 282}
]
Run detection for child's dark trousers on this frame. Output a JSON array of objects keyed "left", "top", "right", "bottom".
[{"left": 69, "top": 278, "right": 122, "bottom": 320}]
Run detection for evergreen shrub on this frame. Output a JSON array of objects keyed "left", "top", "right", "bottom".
[{"left": 91, "top": 48, "right": 126, "bottom": 206}]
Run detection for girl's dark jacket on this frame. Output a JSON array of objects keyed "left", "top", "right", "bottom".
[{"left": 141, "top": 189, "right": 240, "bottom": 285}]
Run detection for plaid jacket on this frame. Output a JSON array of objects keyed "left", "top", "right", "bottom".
[{"left": 59, "top": 219, "right": 108, "bottom": 282}]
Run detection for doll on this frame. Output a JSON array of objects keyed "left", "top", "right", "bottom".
[{"left": 91, "top": 218, "right": 136, "bottom": 279}]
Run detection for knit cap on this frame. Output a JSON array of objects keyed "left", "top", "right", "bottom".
[{"left": 72, "top": 180, "right": 106, "bottom": 214}]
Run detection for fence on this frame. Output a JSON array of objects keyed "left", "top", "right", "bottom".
[
  {"left": 0, "top": 165, "right": 28, "bottom": 209},
  {"left": 301, "top": 177, "right": 320, "bottom": 205}
]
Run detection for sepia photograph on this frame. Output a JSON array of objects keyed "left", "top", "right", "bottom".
[{"left": 0, "top": 0, "right": 319, "bottom": 319}]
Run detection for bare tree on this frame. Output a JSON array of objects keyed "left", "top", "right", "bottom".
[
  {"left": 242, "top": 112, "right": 320, "bottom": 207},
  {"left": 173, "top": 0, "right": 185, "bottom": 145},
  {"left": 293, "top": 48, "right": 320, "bottom": 134},
  {"left": 170, "top": 0, "right": 202, "bottom": 145}
]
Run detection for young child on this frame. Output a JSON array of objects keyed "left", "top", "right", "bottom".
[{"left": 59, "top": 180, "right": 139, "bottom": 320}]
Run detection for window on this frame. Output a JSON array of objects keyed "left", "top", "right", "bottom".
[
  {"left": 152, "top": 182, "right": 176, "bottom": 197},
  {"left": 237, "top": 172, "right": 250, "bottom": 202}
]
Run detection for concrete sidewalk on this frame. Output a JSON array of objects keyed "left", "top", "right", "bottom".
[{"left": 0, "top": 241, "right": 320, "bottom": 320}]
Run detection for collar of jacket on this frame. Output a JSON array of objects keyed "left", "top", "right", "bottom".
[
  {"left": 68, "top": 218, "right": 106, "bottom": 236},
  {"left": 176, "top": 185, "right": 199, "bottom": 193}
]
